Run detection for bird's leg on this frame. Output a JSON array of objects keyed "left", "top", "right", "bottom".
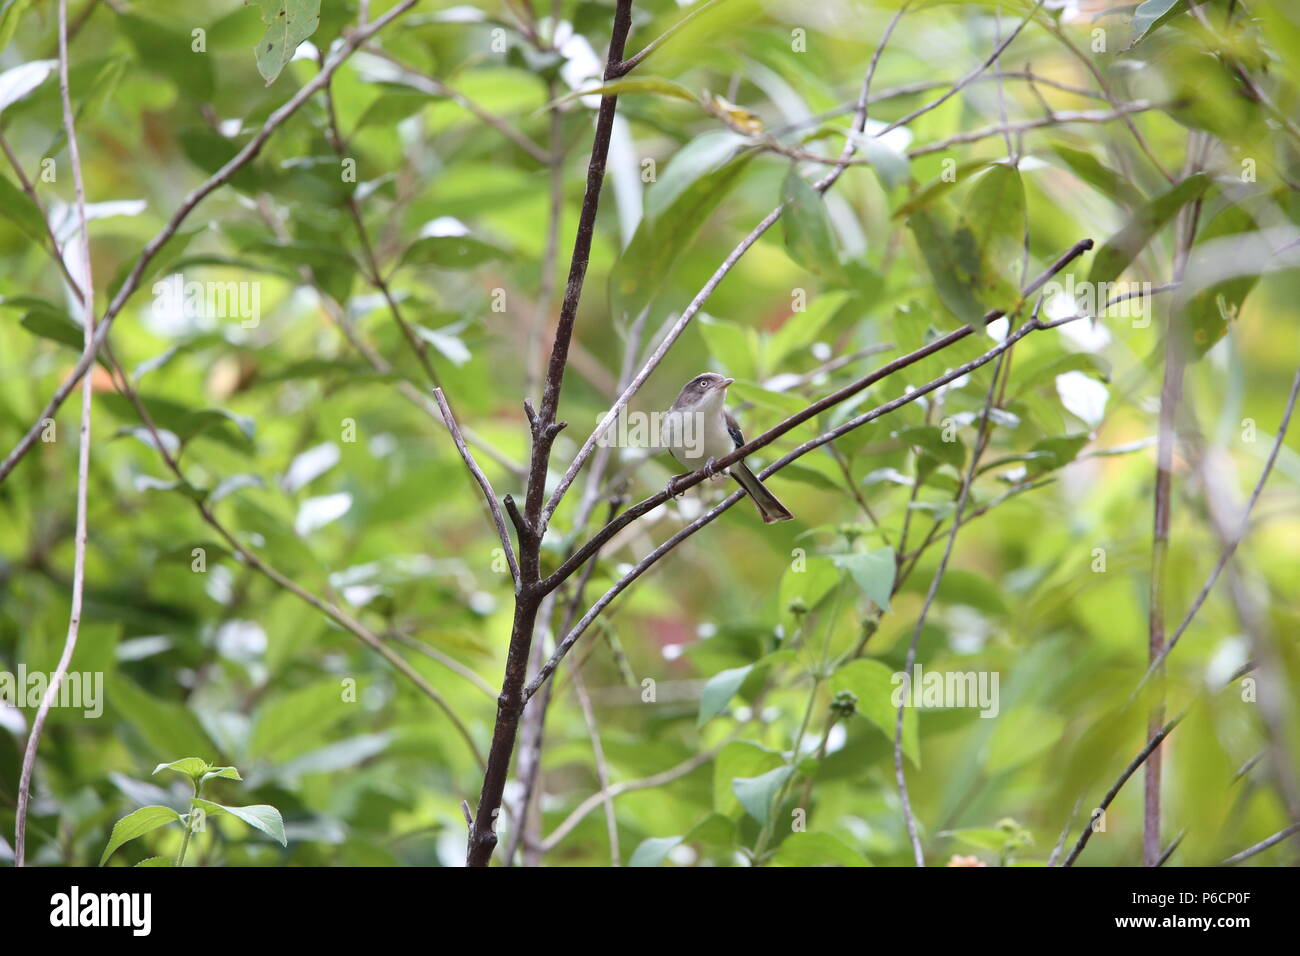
[
  {"left": 703, "top": 457, "right": 727, "bottom": 481},
  {"left": 665, "top": 472, "right": 690, "bottom": 498}
]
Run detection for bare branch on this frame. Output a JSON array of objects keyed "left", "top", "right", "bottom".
[
  {"left": 434, "top": 388, "right": 522, "bottom": 589},
  {"left": 876, "top": 0, "right": 1044, "bottom": 136},
  {"left": 1220, "top": 822, "right": 1300, "bottom": 866},
  {"left": 610, "top": 0, "right": 728, "bottom": 77},
  {"left": 15, "top": 0, "right": 95, "bottom": 866},
  {"left": 1137, "top": 362, "right": 1300, "bottom": 688},
  {"left": 1061, "top": 713, "right": 1185, "bottom": 867}
]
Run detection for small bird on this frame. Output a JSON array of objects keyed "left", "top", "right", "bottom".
[{"left": 662, "top": 372, "right": 794, "bottom": 524}]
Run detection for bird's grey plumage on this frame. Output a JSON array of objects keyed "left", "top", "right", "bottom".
[{"left": 663, "top": 372, "right": 794, "bottom": 524}]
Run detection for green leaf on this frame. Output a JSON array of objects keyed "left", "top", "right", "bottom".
[
  {"left": 697, "top": 665, "right": 754, "bottom": 727},
  {"left": 1130, "top": 0, "right": 1186, "bottom": 45},
  {"left": 765, "top": 291, "right": 851, "bottom": 368},
  {"left": 986, "top": 708, "right": 1065, "bottom": 773},
  {"left": 714, "top": 741, "right": 782, "bottom": 816},
  {"left": 249, "top": 0, "right": 322, "bottom": 86},
  {"left": 781, "top": 167, "right": 839, "bottom": 276},
  {"left": 732, "top": 765, "right": 794, "bottom": 825},
  {"left": 610, "top": 152, "right": 752, "bottom": 321},
  {"left": 0, "top": 173, "right": 49, "bottom": 244},
  {"left": 697, "top": 315, "right": 759, "bottom": 382},
  {"left": 847, "top": 130, "right": 910, "bottom": 190},
  {"left": 111, "top": 678, "right": 218, "bottom": 760},
  {"left": 248, "top": 679, "right": 349, "bottom": 762},
  {"left": 401, "top": 235, "right": 507, "bottom": 269},
  {"left": 194, "top": 798, "right": 288, "bottom": 846},
  {"left": 907, "top": 203, "right": 987, "bottom": 328},
  {"left": 201, "top": 766, "right": 244, "bottom": 785},
  {"left": 1087, "top": 173, "right": 1211, "bottom": 286},
  {"left": 152, "top": 757, "right": 211, "bottom": 782},
  {"left": 960, "top": 164, "right": 1026, "bottom": 306},
  {"left": 646, "top": 131, "right": 747, "bottom": 220},
  {"left": 831, "top": 548, "right": 896, "bottom": 610},
  {"left": 99, "top": 806, "right": 182, "bottom": 866},
  {"left": 0, "top": 0, "right": 33, "bottom": 55},
  {"left": 771, "top": 831, "right": 871, "bottom": 867},
  {"left": 119, "top": 14, "right": 215, "bottom": 100},
  {"left": 833, "top": 658, "right": 920, "bottom": 767},
  {"left": 0, "top": 59, "right": 54, "bottom": 114},
  {"left": 134, "top": 856, "right": 175, "bottom": 867},
  {"left": 1050, "top": 144, "right": 1142, "bottom": 207},
  {"left": 1025, "top": 434, "right": 1089, "bottom": 476},
  {"left": 628, "top": 835, "right": 683, "bottom": 867}
]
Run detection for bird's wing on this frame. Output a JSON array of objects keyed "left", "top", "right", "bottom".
[{"left": 723, "top": 410, "right": 745, "bottom": 449}]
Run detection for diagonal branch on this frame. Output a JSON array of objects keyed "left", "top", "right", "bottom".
[{"left": 434, "top": 388, "right": 522, "bottom": 589}]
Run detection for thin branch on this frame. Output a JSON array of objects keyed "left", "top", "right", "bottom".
[
  {"left": 875, "top": 0, "right": 1044, "bottom": 136},
  {"left": 1061, "top": 713, "right": 1185, "bottom": 867},
  {"left": 905, "top": 105, "right": 1154, "bottom": 157},
  {"left": 1220, "top": 822, "right": 1300, "bottom": 866},
  {"left": 15, "top": 0, "right": 94, "bottom": 867},
  {"left": 541, "top": 746, "right": 723, "bottom": 851},
  {"left": 0, "top": 0, "right": 420, "bottom": 489},
  {"left": 434, "top": 388, "right": 522, "bottom": 589},
  {"left": 359, "top": 45, "right": 552, "bottom": 164},
  {"left": 609, "top": 0, "right": 728, "bottom": 77},
  {"left": 1137, "top": 362, "right": 1300, "bottom": 688}
]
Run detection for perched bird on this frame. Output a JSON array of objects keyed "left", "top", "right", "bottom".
[{"left": 662, "top": 372, "right": 794, "bottom": 524}]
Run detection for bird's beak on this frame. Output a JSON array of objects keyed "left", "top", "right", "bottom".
[{"left": 719, "top": 377, "right": 735, "bottom": 389}]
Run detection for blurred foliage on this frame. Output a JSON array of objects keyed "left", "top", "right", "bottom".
[{"left": 0, "top": 0, "right": 1298, "bottom": 868}]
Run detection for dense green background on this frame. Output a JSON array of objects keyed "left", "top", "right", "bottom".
[{"left": 1, "top": 0, "right": 1297, "bottom": 866}]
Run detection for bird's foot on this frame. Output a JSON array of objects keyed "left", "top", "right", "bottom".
[{"left": 665, "top": 473, "right": 689, "bottom": 499}]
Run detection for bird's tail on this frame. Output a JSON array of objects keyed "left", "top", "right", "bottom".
[{"left": 730, "top": 461, "right": 794, "bottom": 524}]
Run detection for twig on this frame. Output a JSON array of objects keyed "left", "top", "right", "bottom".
[
  {"left": 1220, "top": 822, "right": 1300, "bottom": 866},
  {"left": 905, "top": 105, "right": 1154, "bottom": 157},
  {"left": 875, "top": 1, "right": 1044, "bottom": 136},
  {"left": 1137, "top": 362, "right": 1300, "bottom": 687},
  {"left": 1061, "top": 713, "right": 1185, "bottom": 867},
  {"left": 541, "top": 746, "right": 723, "bottom": 851},
  {"left": 359, "top": 45, "right": 552, "bottom": 164},
  {"left": 434, "top": 388, "right": 522, "bottom": 589},
  {"left": 608, "top": 0, "right": 728, "bottom": 77},
  {"left": 15, "top": 0, "right": 95, "bottom": 867}
]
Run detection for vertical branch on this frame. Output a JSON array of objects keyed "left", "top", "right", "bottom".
[
  {"left": 465, "top": 0, "right": 635, "bottom": 868},
  {"left": 14, "top": 0, "right": 95, "bottom": 867},
  {"left": 1144, "top": 149, "right": 1204, "bottom": 865}
]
